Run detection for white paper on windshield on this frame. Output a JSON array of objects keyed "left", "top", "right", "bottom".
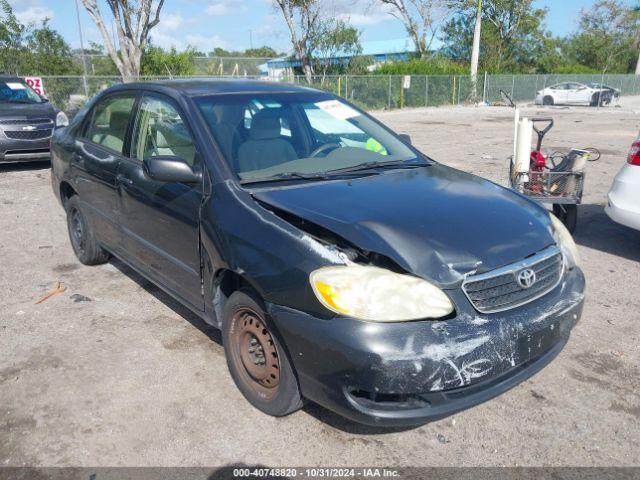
[
  {"left": 6, "top": 82, "right": 26, "bottom": 90},
  {"left": 315, "top": 100, "right": 359, "bottom": 120}
]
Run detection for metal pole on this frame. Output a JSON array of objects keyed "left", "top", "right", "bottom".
[
  {"left": 483, "top": 71, "right": 487, "bottom": 104},
  {"left": 388, "top": 75, "right": 391, "bottom": 109},
  {"left": 74, "top": 0, "right": 89, "bottom": 97},
  {"left": 425, "top": 75, "right": 429, "bottom": 107},
  {"left": 598, "top": 69, "right": 605, "bottom": 110},
  {"left": 510, "top": 74, "right": 515, "bottom": 100}
]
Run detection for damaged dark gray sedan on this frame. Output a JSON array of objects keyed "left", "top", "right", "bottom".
[{"left": 51, "top": 80, "right": 585, "bottom": 426}]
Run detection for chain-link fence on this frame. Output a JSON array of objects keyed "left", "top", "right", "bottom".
[
  {"left": 73, "top": 55, "right": 271, "bottom": 77},
  {"left": 39, "top": 73, "right": 640, "bottom": 115}
]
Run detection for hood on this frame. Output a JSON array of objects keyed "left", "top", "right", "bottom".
[
  {"left": 0, "top": 101, "right": 56, "bottom": 119},
  {"left": 252, "top": 165, "right": 555, "bottom": 287}
]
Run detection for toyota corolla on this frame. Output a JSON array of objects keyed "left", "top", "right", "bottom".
[{"left": 51, "top": 80, "right": 585, "bottom": 426}]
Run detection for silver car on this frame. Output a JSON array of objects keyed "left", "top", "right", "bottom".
[{"left": 0, "top": 76, "right": 68, "bottom": 164}]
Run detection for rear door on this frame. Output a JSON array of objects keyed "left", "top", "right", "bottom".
[
  {"left": 116, "top": 94, "right": 204, "bottom": 310},
  {"left": 73, "top": 93, "right": 137, "bottom": 251}
]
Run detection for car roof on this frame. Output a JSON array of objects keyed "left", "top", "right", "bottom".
[
  {"left": 0, "top": 76, "right": 25, "bottom": 82},
  {"left": 106, "top": 79, "right": 323, "bottom": 97}
]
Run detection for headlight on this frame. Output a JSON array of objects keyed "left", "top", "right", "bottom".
[
  {"left": 56, "top": 111, "right": 69, "bottom": 127},
  {"left": 310, "top": 265, "right": 454, "bottom": 322},
  {"left": 550, "top": 214, "right": 580, "bottom": 269}
]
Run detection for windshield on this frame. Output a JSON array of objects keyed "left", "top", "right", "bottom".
[
  {"left": 195, "top": 92, "right": 420, "bottom": 182},
  {"left": 0, "top": 81, "right": 43, "bottom": 104}
]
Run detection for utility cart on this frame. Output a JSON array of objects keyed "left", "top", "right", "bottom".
[{"left": 510, "top": 117, "right": 598, "bottom": 233}]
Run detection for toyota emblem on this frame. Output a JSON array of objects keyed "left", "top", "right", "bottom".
[{"left": 517, "top": 268, "right": 537, "bottom": 289}]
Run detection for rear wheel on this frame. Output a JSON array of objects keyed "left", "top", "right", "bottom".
[
  {"left": 65, "top": 195, "right": 110, "bottom": 265},
  {"left": 553, "top": 204, "right": 578, "bottom": 234},
  {"left": 543, "top": 96, "right": 554, "bottom": 106},
  {"left": 222, "top": 289, "right": 303, "bottom": 417},
  {"left": 590, "top": 94, "right": 604, "bottom": 107}
]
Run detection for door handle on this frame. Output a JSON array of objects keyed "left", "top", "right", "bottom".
[{"left": 116, "top": 174, "right": 134, "bottom": 186}]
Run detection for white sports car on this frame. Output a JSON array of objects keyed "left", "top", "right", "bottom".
[
  {"left": 535, "top": 82, "right": 614, "bottom": 107},
  {"left": 606, "top": 134, "right": 640, "bottom": 231}
]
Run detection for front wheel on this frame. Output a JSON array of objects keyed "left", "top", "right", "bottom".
[
  {"left": 553, "top": 204, "right": 578, "bottom": 234},
  {"left": 543, "top": 96, "right": 554, "bottom": 106},
  {"left": 65, "top": 195, "right": 110, "bottom": 265},
  {"left": 222, "top": 290, "right": 303, "bottom": 417}
]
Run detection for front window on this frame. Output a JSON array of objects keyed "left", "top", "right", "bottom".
[
  {"left": 131, "top": 96, "right": 197, "bottom": 166},
  {"left": 0, "top": 80, "right": 43, "bottom": 104},
  {"left": 195, "top": 93, "right": 419, "bottom": 183}
]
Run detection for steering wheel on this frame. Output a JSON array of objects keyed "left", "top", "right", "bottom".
[{"left": 309, "top": 143, "right": 341, "bottom": 158}]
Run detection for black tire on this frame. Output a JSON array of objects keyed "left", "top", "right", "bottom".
[
  {"left": 553, "top": 204, "right": 578, "bottom": 234},
  {"left": 64, "top": 195, "right": 110, "bottom": 265},
  {"left": 590, "top": 94, "right": 604, "bottom": 107},
  {"left": 222, "top": 289, "right": 303, "bottom": 417},
  {"left": 543, "top": 96, "right": 554, "bottom": 106}
]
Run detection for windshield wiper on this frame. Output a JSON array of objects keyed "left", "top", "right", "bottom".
[
  {"left": 325, "top": 159, "right": 427, "bottom": 175},
  {"left": 240, "top": 171, "right": 331, "bottom": 185}
]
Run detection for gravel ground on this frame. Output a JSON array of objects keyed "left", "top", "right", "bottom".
[{"left": 1, "top": 97, "right": 639, "bottom": 468}]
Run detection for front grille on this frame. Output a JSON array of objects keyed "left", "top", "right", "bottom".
[
  {"left": 0, "top": 118, "right": 53, "bottom": 126},
  {"left": 462, "top": 246, "right": 563, "bottom": 313},
  {"left": 4, "top": 129, "right": 52, "bottom": 140}
]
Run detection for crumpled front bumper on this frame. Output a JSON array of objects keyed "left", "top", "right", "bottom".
[{"left": 267, "top": 267, "right": 585, "bottom": 426}]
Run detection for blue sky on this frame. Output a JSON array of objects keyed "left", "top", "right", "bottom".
[{"left": 7, "top": 0, "right": 635, "bottom": 55}]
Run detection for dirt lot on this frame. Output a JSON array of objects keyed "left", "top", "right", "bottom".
[{"left": 1, "top": 97, "right": 639, "bottom": 468}]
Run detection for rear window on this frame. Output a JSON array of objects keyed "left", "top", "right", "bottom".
[{"left": 83, "top": 95, "right": 136, "bottom": 154}]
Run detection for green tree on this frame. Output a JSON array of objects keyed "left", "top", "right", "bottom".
[
  {"left": 0, "top": 0, "right": 79, "bottom": 75},
  {"left": 314, "top": 20, "right": 361, "bottom": 76},
  {"left": 0, "top": 0, "right": 26, "bottom": 74},
  {"left": 443, "top": 0, "right": 553, "bottom": 73},
  {"left": 378, "top": 0, "right": 450, "bottom": 59},
  {"left": 244, "top": 46, "right": 280, "bottom": 57},
  {"left": 26, "top": 21, "right": 80, "bottom": 75},
  {"left": 563, "top": 1, "right": 639, "bottom": 73},
  {"left": 141, "top": 45, "right": 196, "bottom": 76}
]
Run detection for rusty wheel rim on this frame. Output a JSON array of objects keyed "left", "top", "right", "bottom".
[{"left": 232, "top": 308, "right": 280, "bottom": 393}]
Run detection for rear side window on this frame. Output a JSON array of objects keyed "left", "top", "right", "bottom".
[
  {"left": 131, "top": 96, "right": 196, "bottom": 166},
  {"left": 84, "top": 95, "right": 136, "bottom": 154}
]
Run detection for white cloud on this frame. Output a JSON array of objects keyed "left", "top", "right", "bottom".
[
  {"left": 336, "top": 12, "right": 389, "bottom": 26},
  {"left": 14, "top": 5, "right": 54, "bottom": 24},
  {"left": 185, "top": 34, "right": 230, "bottom": 51},
  {"left": 205, "top": 0, "right": 245, "bottom": 16},
  {"left": 159, "top": 13, "right": 184, "bottom": 32}
]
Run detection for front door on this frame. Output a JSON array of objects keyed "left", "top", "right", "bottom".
[
  {"left": 566, "top": 83, "right": 590, "bottom": 104},
  {"left": 73, "top": 94, "right": 137, "bottom": 251},
  {"left": 116, "top": 94, "right": 204, "bottom": 310}
]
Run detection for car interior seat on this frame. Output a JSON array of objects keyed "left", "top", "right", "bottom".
[
  {"left": 92, "top": 110, "right": 130, "bottom": 153},
  {"left": 236, "top": 108, "right": 297, "bottom": 173},
  {"left": 200, "top": 103, "right": 244, "bottom": 168},
  {"left": 147, "top": 121, "right": 196, "bottom": 165}
]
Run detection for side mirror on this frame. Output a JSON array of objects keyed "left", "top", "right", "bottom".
[
  {"left": 143, "top": 156, "right": 201, "bottom": 183},
  {"left": 399, "top": 133, "right": 412, "bottom": 145}
]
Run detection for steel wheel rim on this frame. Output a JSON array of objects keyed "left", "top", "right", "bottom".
[
  {"left": 232, "top": 308, "right": 280, "bottom": 393},
  {"left": 70, "top": 207, "right": 86, "bottom": 254}
]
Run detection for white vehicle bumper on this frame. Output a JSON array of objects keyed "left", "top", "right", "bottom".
[{"left": 605, "top": 164, "right": 640, "bottom": 231}]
